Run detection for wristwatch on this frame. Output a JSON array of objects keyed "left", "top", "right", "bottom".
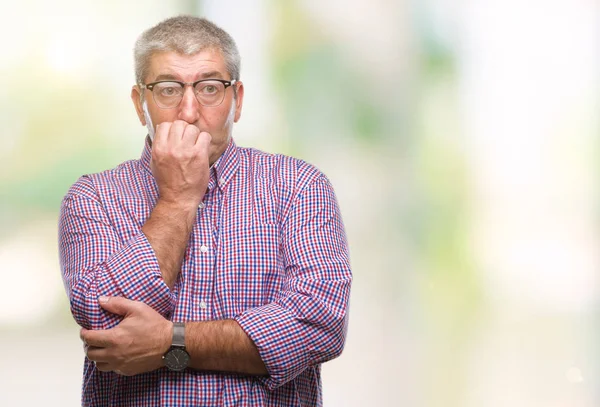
[{"left": 163, "top": 322, "right": 190, "bottom": 372}]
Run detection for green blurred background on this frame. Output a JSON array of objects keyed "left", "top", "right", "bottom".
[{"left": 0, "top": 0, "right": 598, "bottom": 406}]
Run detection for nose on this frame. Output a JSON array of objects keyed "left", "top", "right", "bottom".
[{"left": 177, "top": 85, "right": 200, "bottom": 124}]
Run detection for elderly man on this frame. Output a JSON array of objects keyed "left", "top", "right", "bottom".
[{"left": 59, "top": 15, "right": 351, "bottom": 407}]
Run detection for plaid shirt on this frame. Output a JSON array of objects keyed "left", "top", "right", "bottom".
[{"left": 58, "top": 139, "right": 352, "bottom": 407}]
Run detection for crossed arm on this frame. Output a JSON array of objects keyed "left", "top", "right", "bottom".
[
  {"left": 79, "top": 195, "right": 268, "bottom": 376},
  {"left": 81, "top": 296, "right": 267, "bottom": 376}
]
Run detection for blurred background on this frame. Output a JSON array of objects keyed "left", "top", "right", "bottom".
[{"left": 0, "top": 0, "right": 598, "bottom": 405}]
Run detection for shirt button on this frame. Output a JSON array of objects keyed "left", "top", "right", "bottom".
[
  {"left": 198, "top": 202, "right": 205, "bottom": 209},
  {"left": 219, "top": 177, "right": 225, "bottom": 185},
  {"left": 200, "top": 245, "right": 208, "bottom": 253},
  {"left": 199, "top": 301, "right": 207, "bottom": 309}
]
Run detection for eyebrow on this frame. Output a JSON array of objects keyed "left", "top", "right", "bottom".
[
  {"left": 198, "top": 71, "right": 224, "bottom": 79},
  {"left": 153, "top": 71, "right": 225, "bottom": 82}
]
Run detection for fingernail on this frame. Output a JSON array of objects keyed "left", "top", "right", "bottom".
[{"left": 99, "top": 296, "right": 109, "bottom": 303}]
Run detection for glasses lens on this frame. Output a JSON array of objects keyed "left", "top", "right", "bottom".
[
  {"left": 152, "top": 82, "right": 184, "bottom": 108},
  {"left": 194, "top": 80, "right": 226, "bottom": 106}
]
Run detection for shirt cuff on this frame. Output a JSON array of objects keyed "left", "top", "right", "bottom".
[{"left": 234, "top": 302, "right": 313, "bottom": 391}]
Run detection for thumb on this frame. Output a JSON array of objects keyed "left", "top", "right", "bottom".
[{"left": 98, "top": 296, "right": 137, "bottom": 316}]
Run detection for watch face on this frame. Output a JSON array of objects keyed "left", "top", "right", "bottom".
[{"left": 164, "top": 348, "right": 190, "bottom": 372}]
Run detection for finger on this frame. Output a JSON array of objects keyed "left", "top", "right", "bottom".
[
  {"left": 194, "top": 132, "right": 212, "bottom": 162},
  {"left": 195, "top": 131, "right": 211, "bottom": 148},
  {"left": 169, "top": 120, "right": 188, "bottom": 142},
  {"left": 94, "top": 362, "right": 113, "bottom": 372},
  {"left": 154, "top": 122, "right": 172, "bottom": 146},
  {"left": 81, "top": 329, "right": 113, "bottom": 348},
  {"left": 195, "top": 132, "right": 212, "bottom": 158},
  {"left": 98, "top": 296, "right": 138, "bottom": 316},
  {"left": 181, "top": 123, "right": 200, "bottom": 146},
  {"left": 86, "top": 346, "right": 109, "bottom": 362}
]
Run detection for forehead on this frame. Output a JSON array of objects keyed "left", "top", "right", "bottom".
[{"left": 146, "top": 49, "right": 228, "bottom": 82}]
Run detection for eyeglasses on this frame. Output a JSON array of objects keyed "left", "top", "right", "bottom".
[{"left": 140, "top": 79, "right": 237, "bottom": 109}]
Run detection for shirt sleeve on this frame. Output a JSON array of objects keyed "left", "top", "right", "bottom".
[
  {"left": 234, "top": 175, "right": 352, "bottom": 391},
  {"left": 58, "top": 176, "right": 175, "bottom": 330}
]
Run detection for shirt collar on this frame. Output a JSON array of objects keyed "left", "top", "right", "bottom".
[
  {"left": 140, "top": 136, "right": 153, "bottom": 175},
  {"left": 209, "top": 138, "right": 239, "bottom": 192},
  {"left": 139, "top": 136, "right": 239, "bottom": 192}
]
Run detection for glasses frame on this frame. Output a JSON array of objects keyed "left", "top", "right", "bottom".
[{"left": 140, "top": 78, "right": 237, "bottom": 109}]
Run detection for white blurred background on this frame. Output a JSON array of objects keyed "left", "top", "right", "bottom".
[{"left": 0, "top": 0, "right": 597, "bottom": 406}]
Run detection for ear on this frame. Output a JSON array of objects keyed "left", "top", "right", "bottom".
[
  {"left": 233, "top": 81, "right": 244, "bottom": 123},
  {"left": 131, "top": 85, "right": 146, "bottom": 126}
]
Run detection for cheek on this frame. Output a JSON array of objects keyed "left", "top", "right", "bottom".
[
  {"left": 202, "top": 105, "right": 235, "bottom": 128},
  {"left": 155, "top": 111, "right": 179, "bottom": 125}
]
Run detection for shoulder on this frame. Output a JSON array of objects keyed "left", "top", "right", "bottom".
[{"left": 63, "top": 159, "right": 142, "bottom": 202}]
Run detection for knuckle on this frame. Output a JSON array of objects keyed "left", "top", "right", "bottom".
[
  {"left": 172, "top": 121, "right": 185, "bottom": 131},
  {"left": 112, "top": 330, "right": 124, "bottom": 345},
  {"left": 156, "top": 122, "right": 169, "bottom": 132},
  {"left": 114, "top": 353, "right": 125, "bottom": 365},
  {"left": 171, "top": 150, "right": 185, "bottom": 160},
  {"left": 186, "top": 124, "right": 200, "bottom": 134},
  {"left": 198, "top": 132, "right": 211, "bottom": 143}
]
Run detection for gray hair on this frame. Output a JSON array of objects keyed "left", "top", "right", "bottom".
[{"left": 134, "top": 15, "right": 241, "bottom": 86}]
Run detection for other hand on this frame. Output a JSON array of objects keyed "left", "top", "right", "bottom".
[{"left": 81, "top": 296, "right": 172, "bottom": 376}]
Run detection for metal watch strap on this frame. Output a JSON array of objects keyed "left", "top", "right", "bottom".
[{"left": 172, "top": 322, "right": 185, "bottom": 348}]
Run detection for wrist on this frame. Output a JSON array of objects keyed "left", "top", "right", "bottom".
[
  {"left": 156, "top": 196, "right": 201, "bottom": 213},
  {"left": 163, "top": 321, "right": 191, "bottom": 371},
  {"left": 160, "top": 321, "right": 174, "bottom": 362}
]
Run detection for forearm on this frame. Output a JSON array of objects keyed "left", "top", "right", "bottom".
[
  {"left": 142, "top": 199, "right": 199, "bottom": 288},
  {"left": 185, "top": 319, "right": 268, "bottom": 376},
  {"left": 142, "top": 121, "right": 210, "bottom": 289}
]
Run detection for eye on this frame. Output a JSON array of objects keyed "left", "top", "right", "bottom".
[
  {"left": 155, "top": 82, "right": 182, "bottom": 97},
  {"left": 200, "top": 84, "right": 218, "bottom": 95},
  {"left": 161, "top": 87, "right": 178, "bottom": 96}
]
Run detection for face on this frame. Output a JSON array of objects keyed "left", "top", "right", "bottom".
[{"left": 131, "top": 49, "right": 244, "bottom": 165}]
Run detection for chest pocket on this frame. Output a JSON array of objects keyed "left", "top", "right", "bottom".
[{"left": 214, "top": 223, "right": 283, "bottom": 318}]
